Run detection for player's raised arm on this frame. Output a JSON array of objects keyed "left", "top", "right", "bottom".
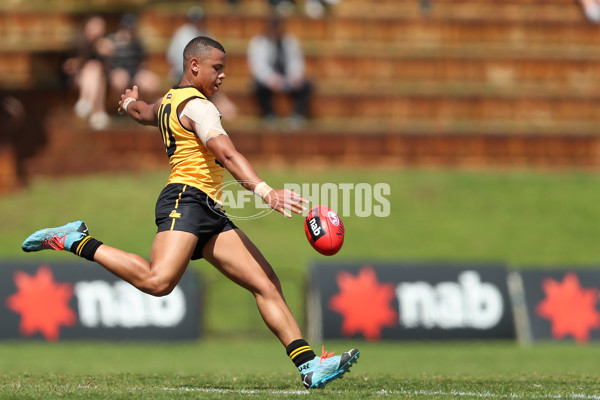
[{"left": 118, "top": 85, "right": 160, "bottom": 127}]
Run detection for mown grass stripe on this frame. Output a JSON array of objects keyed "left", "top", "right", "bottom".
[
  {"left": 158, "top": 387, "right": 600, "bottom": 399},
  {"left": 383, "top": 389, "right": 600, "bottom": 400}
]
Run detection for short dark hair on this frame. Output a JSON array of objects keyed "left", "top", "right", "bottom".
[{"left": 183, "top": 36, "right": 225, "bottom": 62}]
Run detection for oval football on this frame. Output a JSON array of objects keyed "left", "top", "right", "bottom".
[{"left": 304, "top": 205, "right": 345, "bottom": 256}]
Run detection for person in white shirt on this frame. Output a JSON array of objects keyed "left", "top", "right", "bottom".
[{"left": 247, "top": 16, "right": 312, "bottom": 128}]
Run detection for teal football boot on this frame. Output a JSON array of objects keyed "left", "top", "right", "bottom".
[
  {"left": 22, "top": 221, "right": 89, "bottom": 252},
  {"left": 299, "top": 347, "right": 360, "bottom": 389}
]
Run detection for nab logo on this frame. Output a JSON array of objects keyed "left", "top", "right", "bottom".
[
  {"left": 169, "top": 210, "right": 181, "bottom": 219},
  {"left": 75, "top": 281, "right": 186, "bottom": 328},
  {"left": 396, "top": 271, "right": 504, "bottom": 330},
  {"left": 309, "top": 218, "right": 323, "bottom": 237}
]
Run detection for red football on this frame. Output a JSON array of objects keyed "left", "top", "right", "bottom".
[{"left": 304, "top": 205, "right": 345, "bottom": 256}]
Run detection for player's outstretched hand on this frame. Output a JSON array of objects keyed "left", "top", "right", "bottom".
[
  {"left": 265, "top": 189, "right": 308, "bottom": 218},
  {"left": 118, "top": 85, "right": 139, "bottom": 115}
]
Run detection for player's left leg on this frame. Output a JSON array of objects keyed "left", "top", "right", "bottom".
[
  {"left": 203, "top": 228, "right": 302, "bottom": 344},
  {"left": 202, "top": 228, "right": 359, "bottom": 389}
]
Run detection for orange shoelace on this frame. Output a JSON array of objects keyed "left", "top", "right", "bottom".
[
  {"left": 42, "top": 234, "right": 65, "bottom": 250},
  {"left": 319, "top": 345, "right": 335, "bottom": 365}
]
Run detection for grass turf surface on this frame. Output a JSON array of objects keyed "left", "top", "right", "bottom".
[
  {"left": 3, "top": 340, "right": 600, "bottom": 399},
  {"left": 3, "top": 168, "right": 600, "bottom": 398}
]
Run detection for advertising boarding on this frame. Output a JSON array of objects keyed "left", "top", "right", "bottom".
[
  {"left": 307, "top": 262, "right": 515, "bottom": 341},
  {"left": 0, "top": 261, "right": 201, "bottom": 341},
  {"left": 516, "top": 269, "right": 600, "bottom": 343}
]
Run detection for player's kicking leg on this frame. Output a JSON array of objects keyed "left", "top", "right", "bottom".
[
  {"left": 22, "top": 221, "right": 197, "bottom": 297},
  {"left": 202, "top": 228, "right": 360, "bottom": 389}
]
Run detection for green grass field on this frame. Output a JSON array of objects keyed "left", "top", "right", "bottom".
[
  {"left": 3, "top": 167, "right": 600, "bottom": 399},
  {"left": 3, "top": 340, "right": 600, "bottom": 399}
]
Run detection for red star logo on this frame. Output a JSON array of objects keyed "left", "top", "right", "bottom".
[
  {"left": 6, "top": 265, "right": 76, "bottom": 341},
  {"left": 535, "top": 272, "right": 600, "bottom": 343},
  {"left": 329, "top": 266, "right": 398, "bottom": 341}
]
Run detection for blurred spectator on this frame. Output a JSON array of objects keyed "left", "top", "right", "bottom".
[
  {"left": 62, "top": 15, "right": 112, "bottom": 130},
  {"left": 247, "top": 16, "right": 312, "bottom": 129},
  {"left": 167, "top": 6, "right": 210, "bottom": 82},
  {"left": 106, "top": 14, "right": 160, "bottom": 109},
  {"left": 579, "top": 0, "right": 600, "bottom": 23},
  {"left": 166, "top": 6, "right": 238, "bottom": 120},
  {"left": 420, "top": 0, "right": 432, "bottom": 17}
]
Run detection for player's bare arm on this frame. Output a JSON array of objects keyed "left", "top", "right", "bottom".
[
  {"left": 207, "top": 135, "right": 307, "bottom": 218},
  {"left": 118, "top": 85, "right": 160, "bottom": 126},
  {"left": 177, "top": 98, "right": 307, "bottom": 218}
]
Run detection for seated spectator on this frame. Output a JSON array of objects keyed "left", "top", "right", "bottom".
[
  {"left": 106, "top": 14, "right": 160, "bottom": 107},
  {"left": 166, "top": 6, "right": 238, "bottom": 120},
  {"left": 62, "top": 15, "right": 112, "bottom": 130},
  {"left": 247, "top": 16, "right": 312, "bottom": 129}
]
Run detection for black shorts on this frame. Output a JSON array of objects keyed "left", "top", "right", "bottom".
[{"left": 155, "top": 183, "right": 237, "bottom": 260}]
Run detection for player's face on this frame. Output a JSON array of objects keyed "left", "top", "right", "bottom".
[{"left": 194, "top": 48, "right": 226, "bottom": 97}]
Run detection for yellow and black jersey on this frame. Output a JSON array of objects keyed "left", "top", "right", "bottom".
[{"left": 157, "top": 86, "right": 225, "bottom": 203}]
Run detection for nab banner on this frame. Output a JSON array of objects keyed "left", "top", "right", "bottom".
[
  {"left": 0, "top": 261, "right": 201, "bottom": 341},
  {"left": 517, "top": 269, "right": 600, "bottom": 343},
  {"left": 307, "top": 262, "right": 514, "bottom": 341}
]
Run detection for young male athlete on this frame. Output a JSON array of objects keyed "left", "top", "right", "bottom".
[{"left": 21, "top": 36, "right": 359, "bottom": 389}]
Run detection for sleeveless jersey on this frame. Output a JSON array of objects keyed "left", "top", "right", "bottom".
[{"left": 157, "top": 86, "right": 224, "bottom": 203}]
